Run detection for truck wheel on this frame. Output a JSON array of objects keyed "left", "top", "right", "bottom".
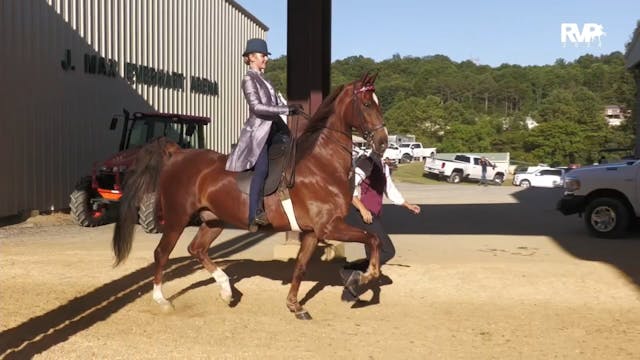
[
  {"left": 449, "top": 172, "right": 462, "bottom": 184},
  {"left": 402, "top": 154, "right": 412, "bottom": 163},
  {"left": 584, "top": 197, "right": 631, "bottom": 238},
  {"left": 493, "top": 173, "right": 505, "bottom": 184},
  {"left": 519, "top": 180, "right": 531, "bottom": 188},
  {"left": 139, "top": 193, "right": 162, "bottom": 233},
  {"left": 70, "top": 182, "right": 108, "bottom": 227}
]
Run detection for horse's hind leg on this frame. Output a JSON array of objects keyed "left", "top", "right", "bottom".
[
  {"left": 152, "top": 228, "right": 185, "bottom": 308},
  {"left": 286, "top": 231, "right": 319, "bottom": 320},
  {"left": 187, "top": 218, "right": 232, "bottom": 304}
]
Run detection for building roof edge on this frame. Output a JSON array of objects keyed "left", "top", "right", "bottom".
[{"left": 225, "top": 0, "right": 270, "bottom": 31}]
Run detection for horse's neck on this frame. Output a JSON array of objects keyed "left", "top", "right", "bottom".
[{"left": 301, "top": 114, "right": 352, "bottom": 175}]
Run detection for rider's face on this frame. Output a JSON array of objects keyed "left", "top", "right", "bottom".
[{"left": 250, "top": 53, "right": 269, "bottom": 72}]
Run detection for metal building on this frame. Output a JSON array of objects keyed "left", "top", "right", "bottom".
[{"left": 0, "top": 0, "right": 267, "bottom": 217}]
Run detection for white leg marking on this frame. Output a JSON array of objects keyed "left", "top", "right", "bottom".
[
  {"left": 212, "top": 268, "right": 233, "bottom": 304},
  {"left": 152, "top": 283, "right": 172, "bottom": 307}
]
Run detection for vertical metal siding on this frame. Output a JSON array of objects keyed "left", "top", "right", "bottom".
[{"left": 1, "top": 0, "right": 266, "bottom": 217}]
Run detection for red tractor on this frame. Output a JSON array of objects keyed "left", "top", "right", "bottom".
[{"left": 70, "top": 109, "right": 210, "bottom": 232}]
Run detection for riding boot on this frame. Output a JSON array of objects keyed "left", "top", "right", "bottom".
[{"left": 248, "top": 146, "right": 269, "bottom": 232}]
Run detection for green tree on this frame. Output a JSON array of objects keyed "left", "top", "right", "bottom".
[
  {"left": 384, "top": 96, "right": 445, "bottom": 144},
  {"left": 265, "top": 56, "right": 287, "bottom": 94},
  {"left": 524, "top": 121, "right": 589, "bottom": 165}
]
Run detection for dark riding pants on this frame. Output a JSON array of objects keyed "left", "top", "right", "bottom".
[
  {"left": 248, "top": 144, "right": 269, "bottom": 224},
  {"left": 343, "top": 206, "right": 396, "bottom": 271}
]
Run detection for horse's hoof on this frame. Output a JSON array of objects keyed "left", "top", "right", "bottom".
[
  {"left": 219, "top": 291, "right": 233, "bottom": 305},
  {"left": 159, "top": 301, "right": 175, "bottom": 312},
  {"left": 294, "top": 310, "right": 312, "bottom": 320}
]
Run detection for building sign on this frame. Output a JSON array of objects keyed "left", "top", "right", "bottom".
[
  {"left": 125, "top": 62, "right": 185, "bottom": 91},
  {"left": 85, "top": 53, "right": 118, "bottom": 77},
  {"left": 190, "top": 76, "right": 218, "bottom": 96},
  {"left": 61, "top": 49, "right": 218, "bottom": 96}
]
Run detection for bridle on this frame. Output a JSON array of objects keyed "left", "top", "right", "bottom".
[
  {"left": 302, "top": 82, "right": 386, "bottom": 155},
  {"left": 284, "top": 81, "right": 386, "bottom": 188},
  {"left": 352, "top": 84, "right": 386, "bottom": 153}
]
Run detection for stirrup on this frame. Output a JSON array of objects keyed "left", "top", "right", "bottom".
[{"left": 254, "top": 210, "right": 269, "bottom": 226}]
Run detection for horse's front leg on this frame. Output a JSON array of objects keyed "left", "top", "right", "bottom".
[
  {"left": 286, "top": 231, "right": 318, "bottom": 320},
  {"left": 323, "top": 220, "right": 381, "bottom": 285}
]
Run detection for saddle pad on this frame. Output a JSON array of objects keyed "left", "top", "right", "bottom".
[{"left": 236, "top": 141, "right": 291, "bottom": 195}]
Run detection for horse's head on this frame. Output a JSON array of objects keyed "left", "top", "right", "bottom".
[{"left": 344, "top": 72, "right": 388, "bottom": 155}]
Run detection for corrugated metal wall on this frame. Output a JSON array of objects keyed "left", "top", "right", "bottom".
[{"left": 0, "top": 0, "right": 267, "bottom": 217}]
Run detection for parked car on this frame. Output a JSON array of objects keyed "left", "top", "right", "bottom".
[
  {"left": 398, "top": 142, "right": 436, "bottom": 163},
  {"left": 557, "top": 160, "right": 640, "bottom": 238},
  {"left": 513, "top": 164, "right": 550, "bottom": 175},
  {"left": 382, "top": 143, "right": 402, "bottom": 164},
  {"left": 512, "top": 168, "right": 565, "bottom": 188},
  {"left": 356, "top": 143, "right": 402, "bottom": 165},
  {"left": 424, "top": 153, "right": 507, "bottom": 184}
]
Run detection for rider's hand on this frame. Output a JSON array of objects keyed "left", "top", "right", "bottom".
[{"left": 288, "top": 104, "right": 304, "bottom": 115}]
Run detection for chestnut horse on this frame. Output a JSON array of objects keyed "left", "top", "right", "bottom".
[{"left": 112, "top": 73, "right": 388, "bottom": 319}]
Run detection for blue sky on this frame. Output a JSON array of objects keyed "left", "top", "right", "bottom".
[{"left": 236, "top": 0, "right": 639, "bottom": 67}]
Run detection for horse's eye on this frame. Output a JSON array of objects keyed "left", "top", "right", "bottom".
[{"left": 363, "top": 102, "right": 371, "bottom": 107}]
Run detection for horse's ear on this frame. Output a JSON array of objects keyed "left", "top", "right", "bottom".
[
  {"left": 368, "top": 71, "right": 379, "bottom": 84},
  {"left": 359, "top": 71, "right": 371, "bottom": 85}
]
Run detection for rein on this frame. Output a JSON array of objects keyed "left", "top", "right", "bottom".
[{"left": 284, "top": 82, "right": 385, "bottom": 188}]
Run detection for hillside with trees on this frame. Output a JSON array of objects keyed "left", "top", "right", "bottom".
[{"left": 265, "top": 51, "right": 637, "bottom": 166}]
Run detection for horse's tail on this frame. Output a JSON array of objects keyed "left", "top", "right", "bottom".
[{"left": 112, "top": 137, "right": 179, "bottom": 266}]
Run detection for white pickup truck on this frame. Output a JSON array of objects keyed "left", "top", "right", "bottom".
[
  {"left": 557, "top": 160, "right": 640, "bottom": 238},
  {"left": 381, "top": 143, "right": 402, "bottom": 163},
  {"left": 397, "top": 142, "right": 436, "bottom": 163},
  {"left": 424, "top": 154, "right": 507, "bottom": 184}
]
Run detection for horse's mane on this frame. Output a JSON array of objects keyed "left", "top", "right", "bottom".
[{"left": 295, "top": 84, "right": 346, "bottom": 160}]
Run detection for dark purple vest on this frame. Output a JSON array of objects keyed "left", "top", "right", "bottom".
[{"left": 358, "top": 159, "right": 386, "bottom": 216}]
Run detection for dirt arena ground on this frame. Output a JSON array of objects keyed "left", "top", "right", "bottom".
[{"left": 1, "top": 184, "right": 639, "bottom": 359}]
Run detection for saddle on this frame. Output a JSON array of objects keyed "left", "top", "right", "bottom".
[{"left": 235, "top": 140, "right": 292, "bottom": 196}]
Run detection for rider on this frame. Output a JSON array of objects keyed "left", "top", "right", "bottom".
[{"left": 225, "top": 38, "right": 303, "bottom": 232}]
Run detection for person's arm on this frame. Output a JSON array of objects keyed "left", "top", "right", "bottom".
[
  {"left": 242, "top": 76, "right": 290, "bottom": 117},
  {"left": 352, "top": 167, "right": 373, "bottom": 224},
  {"left": 384, "top": 164, "right": 421, "bottom": 215}
]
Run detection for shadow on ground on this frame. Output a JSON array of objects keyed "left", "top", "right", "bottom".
[
  {"left": 2, "top": 187, "right": 639, "bottom": 358},
  {"left": 0, "top": 232, "right": 300, "bottom": 358},
  {"left": 0, "top": 227, "right": 392, "bottom": 359},
  {"left": 381, "top": 187, "right": 640, "bottom": 289}
]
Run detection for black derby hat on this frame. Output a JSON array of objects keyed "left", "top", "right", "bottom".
[{"left": 242, "top": 38, "right": 271, "bottom": 56}]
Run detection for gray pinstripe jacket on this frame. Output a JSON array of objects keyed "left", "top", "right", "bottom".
[{"left": 225, "top": 69, "right": 289, "bottom": 172}]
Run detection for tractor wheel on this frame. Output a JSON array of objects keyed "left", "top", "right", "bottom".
[
  {"left": 139, "top": 193, "right": 162, "bottom": 233},
  {"left": 70, "top": 181, "right": 109, "bottom": 227}
]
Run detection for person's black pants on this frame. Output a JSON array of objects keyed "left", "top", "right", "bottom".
[{"left": 343, "top": 206, "right": 395, "bottom": 272}]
